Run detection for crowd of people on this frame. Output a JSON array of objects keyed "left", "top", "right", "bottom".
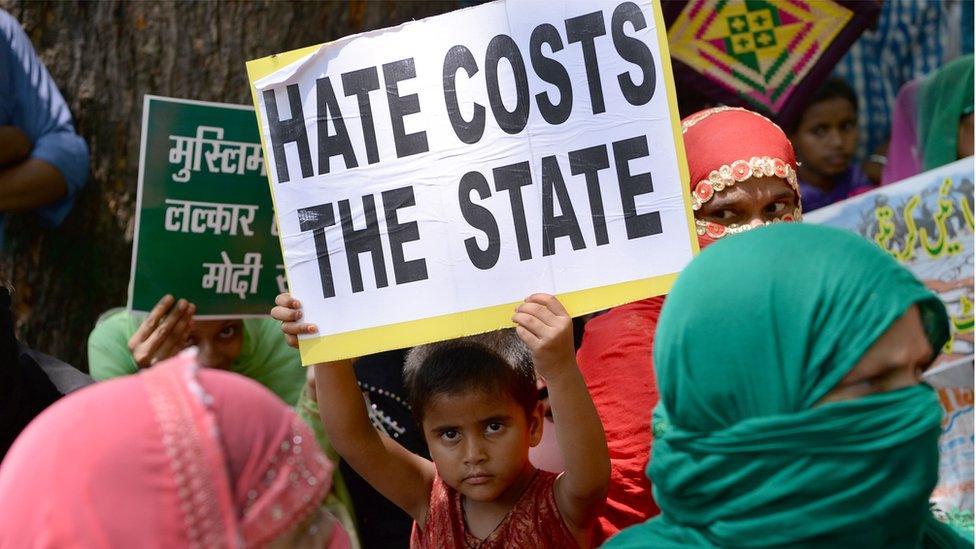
[{"left": 0, "top": 4, "right": 974, "bottom": 549}]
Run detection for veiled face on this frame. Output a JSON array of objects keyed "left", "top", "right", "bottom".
[
  {"left": 696, "top": 176, "right": 799, "bottom": 233},
  {"left": 818, "top": 306, "right": 933, "bottom": 405}
]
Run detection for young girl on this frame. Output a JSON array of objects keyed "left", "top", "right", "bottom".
[
  {"left": 788, "top": 77, "right": 874, "bottom": 211},
  {"left": 308, "top": 293, "right": 609, "bottom": 548}
]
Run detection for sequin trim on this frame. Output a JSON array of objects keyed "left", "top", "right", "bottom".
[
  {"left": 680, "top": 106, "right": 784, "bottom": 135},
  {"left": 240, "top": 417, "right": 331, "bottom": 546},
  {"left": 690, "top": 156, "right": 799, "bottom": 212},
  {"left": 144, "top": 361, "right": 229, "bottom": 549},
  {"left": 694, "top": 208, "right": 802, "bottom": 238}
]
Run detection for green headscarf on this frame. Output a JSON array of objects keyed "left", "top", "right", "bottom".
[
  {"left": 88, "top": 311, "right": 306, "bottom": 405},
  {"left": 605, "top": 224, "right": 968, "bottom": 548},
  {"left": 918, "top": 55, "right": 974, "bottom": 171}
]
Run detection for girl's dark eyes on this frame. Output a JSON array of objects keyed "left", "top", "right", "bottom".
[
  {"left": 440, "top": 430, "right": 460, "bottom": 442},
  {"left": 218, "top": 326, "right": 237, "bottom": 338},
  {"left": 486, "top": 422, "right": 503, "bottom": 434}
]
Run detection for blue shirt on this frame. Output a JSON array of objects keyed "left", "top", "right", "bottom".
[{"left": 0, "top": 10, "right": 88, "bottom": 238}]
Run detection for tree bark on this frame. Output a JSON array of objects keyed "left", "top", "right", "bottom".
[{"left": 0, "top": 0, "right": 460, "bottom": 372}]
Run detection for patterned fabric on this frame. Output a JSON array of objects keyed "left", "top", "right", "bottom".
[
  {"left": 410, "top": 470, "right": 578, "bottom": 549},
  {"left": 666, "top": 0, "right": 878, "bottom": 128},
  {"left": 681, "top": 107, "right": 801, "bottom": 239},
  {"left": 834, "top": 0, "right": 969, "bottom": 161},
  {"left": 0, "top": 351, "right": 348, "bottom": 548}
]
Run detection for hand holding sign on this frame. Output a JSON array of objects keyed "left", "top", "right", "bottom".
[
  {"left": 512, "top": 294, "right": 576, "bottom": 381},
  {"left": 271, "top": 292, "right": 318, "bottom": 348},
  {"left": 248, "top": 0, "right": 696, "bottom": 363},
  {"left": 127, "top": 295, "right": 196, "bottom": 368}
]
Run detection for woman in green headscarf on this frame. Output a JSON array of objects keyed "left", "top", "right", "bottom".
[
  {"left": 883, "top": 55, "right": 974, "bottom": 185},
  {"left": 87, "top": 301, "right": 306, "bottom": 405},
  {"left": 605, "top": 223, "right": 970, "bottom": 548}
]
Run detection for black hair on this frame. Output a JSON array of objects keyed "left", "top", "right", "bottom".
[
  {"left": 403, "top": 332, "right": 537, "bottom": 425},
  {"left": 788, "top": 77, "right": 858, "bottom": 134}
]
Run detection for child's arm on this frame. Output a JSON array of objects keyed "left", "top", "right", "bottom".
[
  {"left": 314, "top": 360, "right": 435, "bottom": 524},
  {"left": 513, "top": 294, "right": 610, "bottom": 532},
  {"left": 271, "top": 294, "right": 435, "bottom": 524}
]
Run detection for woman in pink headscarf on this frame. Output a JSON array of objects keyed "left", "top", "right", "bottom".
[{"left": 0, "top": 350, "right": 350, "bottom": 548}]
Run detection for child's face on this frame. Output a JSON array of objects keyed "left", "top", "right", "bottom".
[
  {"left": 791, "top": 97, "right": 858, "bottom": 178},
  {"left": 422, "top": 389, "right": 543, "bottom": 503}
]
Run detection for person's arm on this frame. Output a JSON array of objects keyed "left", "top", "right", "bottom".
[
  {"left": 0, "top": 126, "right": 30, "bottom": 166},
  {"left": 314, "top": 360, "right": 435, "bottom": 525},
  {"left": 0, "top": 10, "right": 89, "bottom": 220},
  {"left": 0, "top": 157, "right": 67, "bottom": 211},
  {"left": 513, "top": 293, "right": 610, "bottom": 532}
]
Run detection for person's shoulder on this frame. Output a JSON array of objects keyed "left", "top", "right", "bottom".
[
  {"left": 0, "top": 10, "right": 25, "bottom": 47},
  {"left": 87, "top": 309, "right": 141, "bottom": 380},
  {"left": 90, "top": 308, "right": 140, "bottom": 337}
]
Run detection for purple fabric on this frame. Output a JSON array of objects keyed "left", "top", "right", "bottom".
[
  {"left": 882, "top": 78, "right": 923, "bottom": 185},
  {"left": 799, "top": 166, "right": 875, "bottom": 211}
]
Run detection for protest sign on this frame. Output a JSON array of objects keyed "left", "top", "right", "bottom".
[
  {"left": 247, "top": 0, "right": 698, "bottom": 364},
  {"left": 806, "top": 157, "right": 975, "bottom": 516},
  {"left": 128, "top": 96, "right": 286, "bottom": 317}
]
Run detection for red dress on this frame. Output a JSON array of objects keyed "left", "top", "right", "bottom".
[
  {"left": 576, "top": 296, "right": 664, "bottom": 544},
  {"left": 410, "top": 470, "right": 579, "bottom": 548}
]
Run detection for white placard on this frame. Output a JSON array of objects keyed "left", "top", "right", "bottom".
[{"left": 249, "top": 0, "right": 696, "bottom": 362}]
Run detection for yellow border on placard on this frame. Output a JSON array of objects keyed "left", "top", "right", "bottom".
[
  {"left": 245, "top": 0, "right": 698, "bottom": 365},
  {"left": 652, "top": 0, "right": 700, "bottom": 257}
]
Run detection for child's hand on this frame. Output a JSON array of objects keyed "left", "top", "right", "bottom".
[
  {"left": 512, "top": 293, "right": 576, "bottom": 378},
  {"left": 270, "top": 292, "right": 318, "bottom": 348}
]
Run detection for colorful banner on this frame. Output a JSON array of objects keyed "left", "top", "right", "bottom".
[
  {"left": 663, "top": 0, "right": 879, "bottom": 127},
  {"left": 128, "top": 96, "right": 285, "bottom": 317},
  {"left": 806, "top": 157, "right": 975, "bottom": 516},
  {"left": 247, "top": 0, "right": 698, "bottom": 364}
]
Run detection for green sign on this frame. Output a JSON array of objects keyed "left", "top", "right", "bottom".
[{"left": 128, "top": 95, "right": 284, "bottom": 317}]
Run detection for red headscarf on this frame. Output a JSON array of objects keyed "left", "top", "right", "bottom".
[
  {"left": 682, "top": 107, "right": 802, "bottom": 243},
  {"left": 0, "top": 351, "right": 350, "bottom": 548},
  {"left": 579, "top": 107, "right": 803, "bottom": 544}
]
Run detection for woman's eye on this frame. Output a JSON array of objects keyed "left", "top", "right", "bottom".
[
  {"left": 485, "top": 422, "right": 503, "bottom": 434},
  {"left": 219, "top": 326, "right": 237, "bottom": 338},
  {"left": 764, "top": 201, "right": 788, "bottom": 216},
  {"left": 811, "top": 126, "right": 828, "bottom": 137},
  {"left": 709, "top": 209, "right": 738, "bottom": 222}
]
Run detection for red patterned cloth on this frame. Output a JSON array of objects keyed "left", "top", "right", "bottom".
[
  {"left": 410, "top": 470, "right": 579, "bottom": 548},
  {"left": 576, "top": 296, "right": 664, "bottom": 545}
]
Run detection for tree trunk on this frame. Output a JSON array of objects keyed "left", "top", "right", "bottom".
[{"left": 0, "top": 0, "right": 460, "bottom": 372}]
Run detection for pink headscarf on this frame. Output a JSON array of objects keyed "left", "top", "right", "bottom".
[{"left": 0, "top": 351, "right": 349, "bottom": 548}]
